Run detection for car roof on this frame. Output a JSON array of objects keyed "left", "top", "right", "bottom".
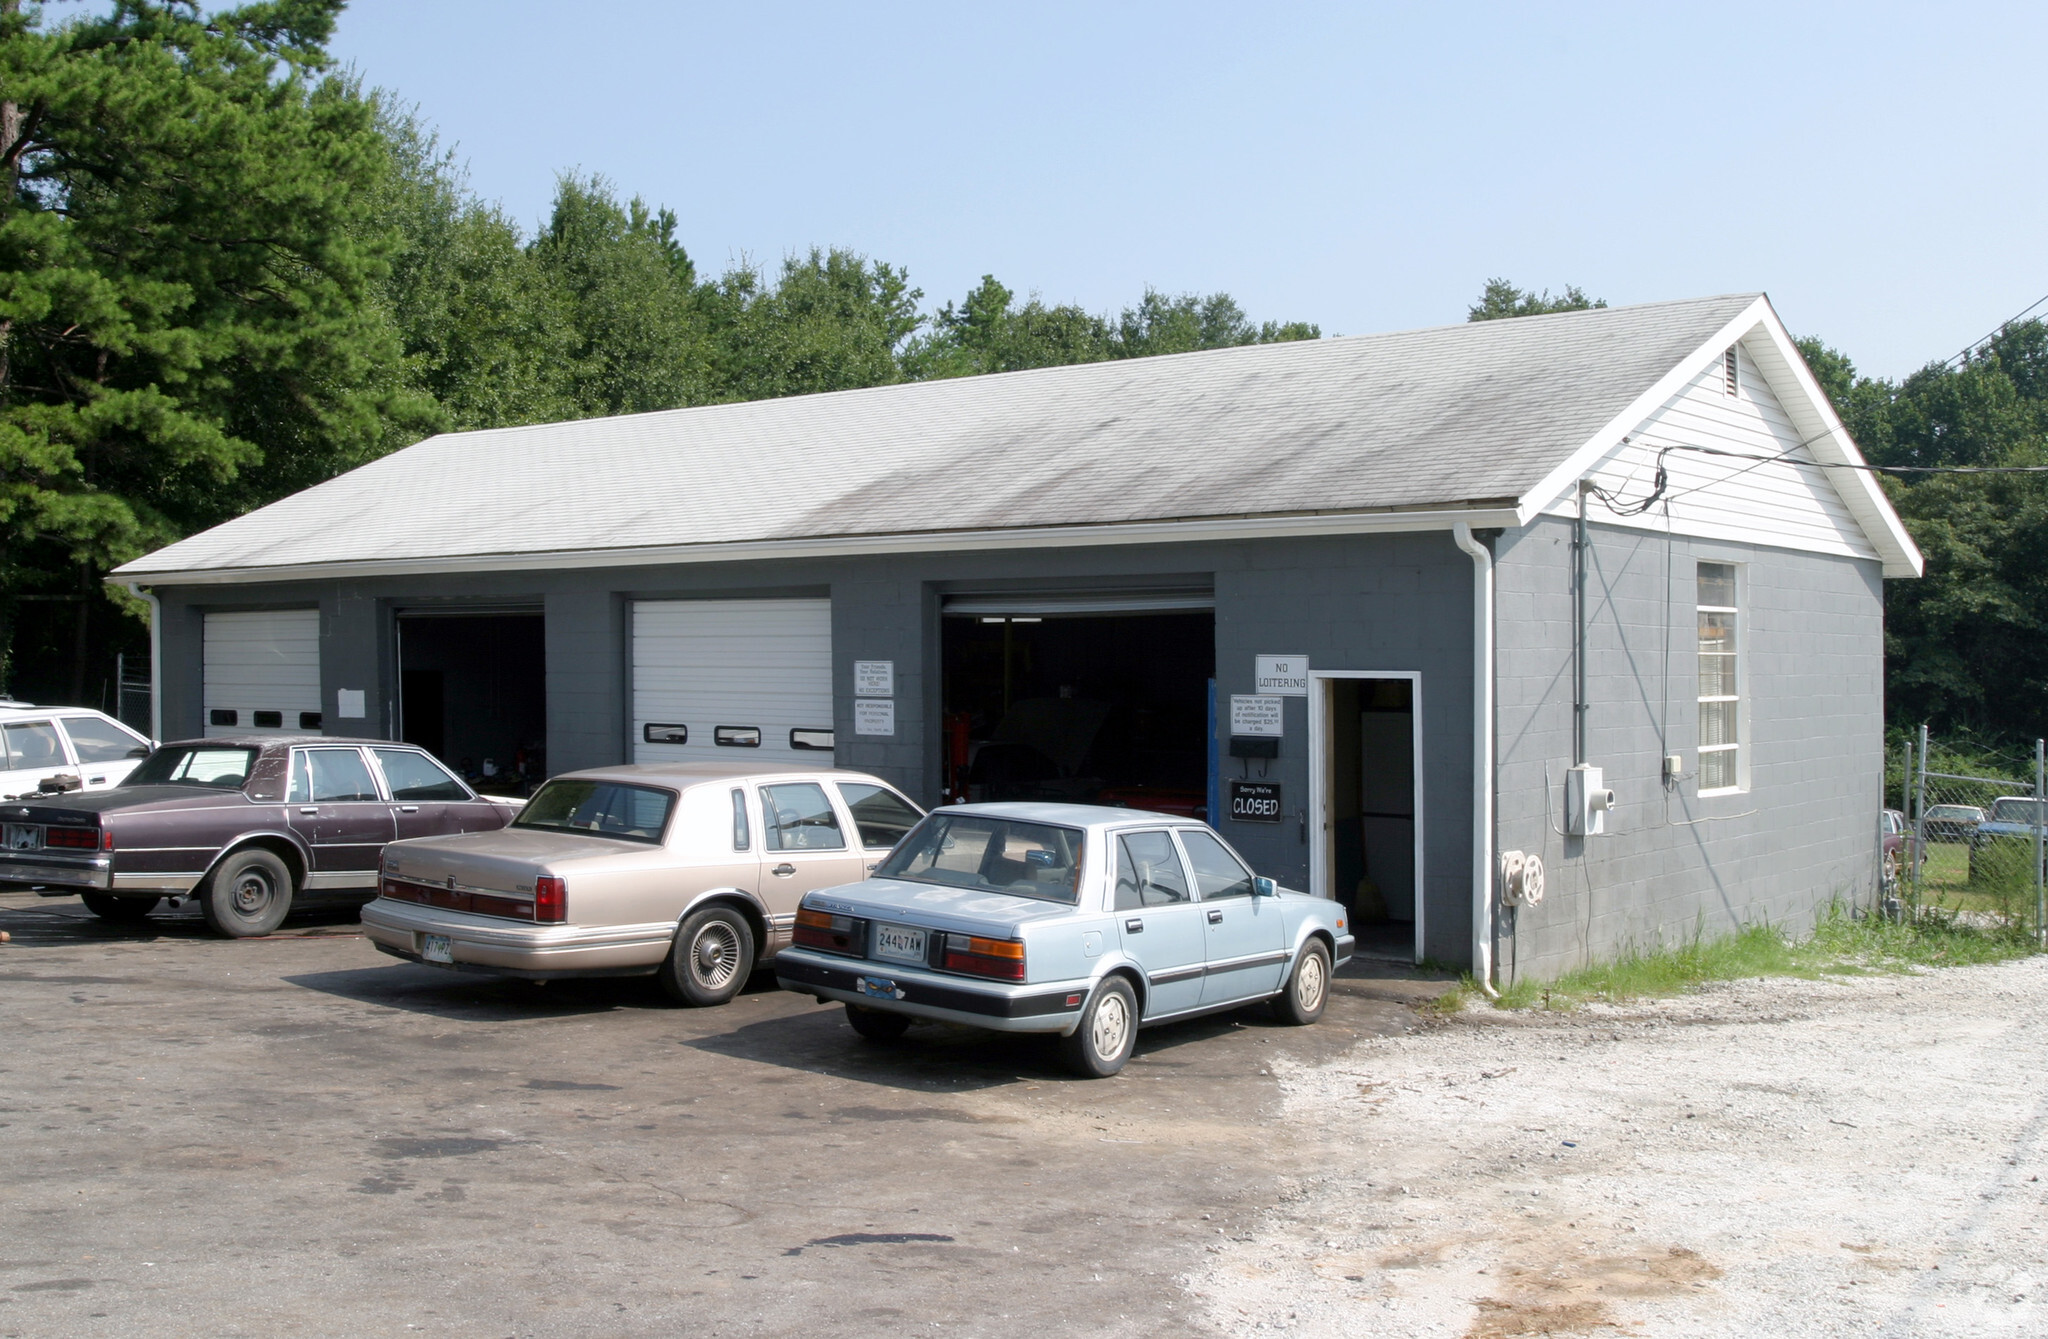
[
  {"left": 932, "top": 800, "right": 1213, "bottom": 832},
  {"left": 157, "top": 734, "right": 408, "bottom": 749},
  {"left": 0, "top": 703, "right": 129, "bottom": 721},
  {"left": 551, "top": 761, "right": 892, "bottom": 788}
]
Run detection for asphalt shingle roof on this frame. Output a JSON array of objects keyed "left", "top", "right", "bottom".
[{"left": 118, "top": 294, "right": 1763, "bottom": 578}]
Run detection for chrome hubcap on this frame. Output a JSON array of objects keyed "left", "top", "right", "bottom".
[
  {"left": 231, "top": 871, "right": 273, "bottom": 915},
  {"left": 1297, "top": 952, "right": 1327, "bottom": 1011},
  {"left": 691, "top": 922, "right": 740, "bottom": 988},
  {"left": 1090, "top": 992, "right": 1130, "bottom": 1059}
]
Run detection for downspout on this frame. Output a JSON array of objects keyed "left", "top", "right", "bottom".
[
  {"left": 1451, "top": 522, "right": 1497, "bottom": 997},
  {"left": 122, "top": 581, "right": 162, "bottom": 742}
]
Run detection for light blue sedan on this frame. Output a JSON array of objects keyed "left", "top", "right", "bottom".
[{"left": 772, "top": 802, "right": 1354, "bottom": 1077}]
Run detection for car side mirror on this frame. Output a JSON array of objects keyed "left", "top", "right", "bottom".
[{"left": 1253, "top": 876, "right": 1277, "bottom": 898}]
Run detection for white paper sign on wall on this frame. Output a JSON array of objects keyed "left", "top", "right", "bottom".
[
  {"left": 1255, "top": 654, "right": 1309, "bottom": 696},
  {"left": 854, "top": 699, "right": 895, "bottom": 737},
  {"left": 853, "top": 660, "right": 894, "bottom": 698},
  {"left": 1230, "top": 694, "right": 1284, "bottom": 737},
  {"left": 337, "top": 689, "right": 366, "bottom": 719}
]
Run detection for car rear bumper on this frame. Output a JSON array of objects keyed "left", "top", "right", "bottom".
[
  {"left": 360, "top": 897, "right": 673, "bottom": 977},
  {"left": 773, "top": 946, "right": 1088, "bottom": 1034},
  {"left": 0, "top": 852, "right": 112, "bottom": 891}
]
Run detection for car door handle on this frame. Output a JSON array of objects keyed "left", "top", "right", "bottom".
[
  {"left": 772, "top": 863, "right": 796, "bottom": 877},
  {"left": 1125, "top": 918, "right": 1144, "bottom": 933},
  {"left": 866, "top": 862, "right": 880, "bottom": 873},
  {"left": 1207, "top": 909, "right": 1224, "bottom": 924},
  {"left": 298, "top": 806, "right": 319, "bottom": 815},
  {"left": 397, "top": 805, "right": 419, "bottom": 813}
]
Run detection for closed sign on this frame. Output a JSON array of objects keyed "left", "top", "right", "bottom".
[{"left": 1228, "top": 780, "right": 1283, "bottom": 823}]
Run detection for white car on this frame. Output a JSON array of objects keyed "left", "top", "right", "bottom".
[{"left": 0, "top": 700, "right": 156, "bottom": 800}]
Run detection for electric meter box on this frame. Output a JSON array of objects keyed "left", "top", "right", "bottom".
[{"left": 1567, "top": 764, "right": 1616, "bottom": 836}]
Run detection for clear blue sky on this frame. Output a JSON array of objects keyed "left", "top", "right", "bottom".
[{"left": 329, "top": 0, "right": 2045, "bottom": 380}]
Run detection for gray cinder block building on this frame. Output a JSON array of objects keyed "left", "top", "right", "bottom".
[{"left": 112, "top": 293, "right": 1920, "bottom": 986}]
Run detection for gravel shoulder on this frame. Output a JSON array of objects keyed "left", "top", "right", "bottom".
[{"left": 1191, "top": 958, "right": 2048, "bottom": 1337}]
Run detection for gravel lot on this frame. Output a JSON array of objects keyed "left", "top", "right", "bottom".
[{"left": 1193, "top": 957, "right": 2048, "bottom": 1337}]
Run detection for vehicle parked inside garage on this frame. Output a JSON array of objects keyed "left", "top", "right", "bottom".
[
  {"left": 0, "top": 699, "right": 155, "bottom": 799},
  {"left": 361, "top": 763, "right": 924, "bottom": 1006},
  {"left": 0, "top": 736, "right": 517, "bottom": 934},
  {"left": 772, "top": 802, "right": 1353, "bottom": 1077}
]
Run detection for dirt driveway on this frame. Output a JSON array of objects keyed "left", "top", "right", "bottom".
[{"left": 1194, "top": 957, "right": 2048, "bottom": 1337}]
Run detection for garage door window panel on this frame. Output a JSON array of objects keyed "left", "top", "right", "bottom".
[
  {"left": 837, "top": 783, "right": 921, "bottom": 850},
  {"left": 761, "top": 783, "right": 846, "bottom": 852}
]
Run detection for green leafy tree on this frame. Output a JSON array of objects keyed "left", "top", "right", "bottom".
[
  {"left": 0, "top": 0, "right": 429, "bottom": 699},
  {"left": 1467, "top": 278, "right": 1606, "bottom": 321},
  {"left": 903, "top": 274, "right": 1113, "bottom": 379},
  {"left": 703, "top": 247, "right": 921, "bottom": 401}
]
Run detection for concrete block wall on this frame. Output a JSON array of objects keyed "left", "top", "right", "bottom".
[{"left": 1492, "top": 514, "right": 1884, "bottom": 982}]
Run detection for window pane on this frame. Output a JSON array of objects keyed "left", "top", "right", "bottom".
[
  {"left": 1700, "top": 749, "right": 1736, "bottom": 791},
  {"left": 731, "top": 788, "right": 750, "bottom": 851},
  {"left": 1115, "top": 831, "right": 1191, "bottom": 910},
  {"left": 1179, "top": 829, "right": 1256, "bottom": 900},
  {"left": 128, "top": 745, "right": 254, "bottom": 788},
  {"left": 1699, "top": 700, "right": 1738, "bottom": 747},
  {"left": 372, "top": 749, "right": 469, "bottom": 802},
  {"left": 62, "top": 716, "right": 148, "bottom": 764},
  {"left": 836, "top": 783, "right": 922, "bottom": 850},
  {"left": 877, "top": 815, "right": 1085, "bottom": 904},
  {"left": 1698, "top": 611, "right": 1736, "bottom": 656},
  {"left": 760, "top": 782, "right": 845, "bottom": 851},
  {"left": 1698, "top": 653, "right": 1736, "bottom": 698},
  {"left": 1697, "top": 562, "right": 1736, "bottom": 608},
  {"left": 2, "top": 721, "right": 64, "bottom": 770},
  {"left": 514, "top": 780, "right": 674, "bottom": 842},
  {"left": 299, "top": 748, "right": 379, "bottom": 802}
]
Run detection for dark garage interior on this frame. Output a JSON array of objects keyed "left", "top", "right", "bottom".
[
  {"left": 397, "top": 612, "right": 547, "bottom": 793},
  {"left": 1325, "top": 675, "right": 1415, "bottom": 952},
  {"left": 942, "top": 608, "right": 1214, "bottom": 816}
]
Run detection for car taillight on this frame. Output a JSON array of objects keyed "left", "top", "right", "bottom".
[
  {"left": 44, "top": 826, "right": 99, "bottom": 850},
  {"left": 942, "top": 933, "right": 1025, "bottom": 981},
  {"left": 534, "top": 875, "right": 566, "bottom": 924},
  {"left": 103, "top": 827, "right": 114, "bottom": 851},
  {"left": 793, "top": 906, "right": 866, "bottom": 956}
]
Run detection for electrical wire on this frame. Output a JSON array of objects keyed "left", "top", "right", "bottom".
[{"left": 1938, "top": 290, "right": 2048, "bottom": 370}]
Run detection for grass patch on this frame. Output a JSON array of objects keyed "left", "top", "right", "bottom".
[{"left": 1462, "top": 903, "right": 2038, "bottom": 1012}]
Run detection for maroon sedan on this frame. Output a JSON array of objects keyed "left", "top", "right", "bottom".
[{"left": 0, "top": 736, "right": 518, "bottom": 936}]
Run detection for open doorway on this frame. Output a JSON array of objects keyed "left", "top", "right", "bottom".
[
  {"left": 940, "top": 593, "right": 1214, "bottom": 818},
  {"left": 396, "top": 611, "right": 547, "bottom": 795},
  {"left": 1310, "top": 672, "right": 1421, "bottom": 963}
]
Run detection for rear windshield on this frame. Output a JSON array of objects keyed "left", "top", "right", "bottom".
[
  {"left": 1992, "top": 799, "right": 2045, "bottom": 824},
  {"left": 875, "top": 814, "right": 1085, "bottom": 904},
  {"left": 513, "top": 779, "right": 675, "bottom": 844},
  {"left": 123, "top": 746, "right": 257, "bottom": 789}
]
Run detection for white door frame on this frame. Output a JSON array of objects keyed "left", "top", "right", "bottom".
[{"left": 1307, "top": 669, "right": 1424, "bottom": 964}]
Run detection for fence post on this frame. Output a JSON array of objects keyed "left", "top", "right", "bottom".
[
  {"left": 2036, "top": 739, "right": 2044, "bottom": 948},
  {"left": 1912, "top": 724, "right": 1930, "bottom": 914}
]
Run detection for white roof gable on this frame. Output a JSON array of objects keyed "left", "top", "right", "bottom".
[{"left": 115, "top": 293, "right": 1920, "bottom": 584}]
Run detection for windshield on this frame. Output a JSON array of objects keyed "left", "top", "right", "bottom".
[
  {"left": 1926, "top": 806, "right": 1980, "bottom": 821},
  {"left": 875, "top": 814, "right": 1085, "bottom": 904},
  {"left": 1992, "top": 799, "right": 2045, "bottom": 824},
  {"left": 122, "top": 745, "right": 257, "bottom": 789},
  {"left": 512, "top": 779, "right": 675, "bottom": 843}
]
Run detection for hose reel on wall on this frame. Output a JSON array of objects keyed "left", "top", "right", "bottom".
[{"left": 1497, "top": 849, "right": 1546, "bottom": 908}]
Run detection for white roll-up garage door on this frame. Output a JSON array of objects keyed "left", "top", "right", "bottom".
[
  {"left": 203, "top": 609, "right": 321, "bottom": 737},
  {"left": 632, "top": 598, "right": 834, "bottom": 766}
]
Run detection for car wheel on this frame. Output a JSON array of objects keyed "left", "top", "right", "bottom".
[
  {"left": 81, "top": 893, "right": 159, "bottom": 923},
  {"left": 659, "top": 906, "right": 756, "bottom": 1007},
  {"left": 1058, "top": 976, "right": 1137, "bottom": 1078},
  {"left": 1270, "top": 940, "right": 1332, "bottom": 1026},
  {"left": 200, "top": 849, "right": 293, "bottom": 938},
  {"left": 844, "top": 1002, "right": 911, "bottom": 1042}
]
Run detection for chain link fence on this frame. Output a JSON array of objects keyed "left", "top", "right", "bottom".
[{"left": 1892, "top": 727, "right": 2046, "bottom": 944}]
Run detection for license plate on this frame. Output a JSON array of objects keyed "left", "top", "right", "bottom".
[
  {"left": 421, "top": 933, "right": 454, "bottom": 964},
  {"left": 873, "top": 923, "right": 927, "bottom": 964},
  {"left": 3, "top": 824, "right": 38, "bottom": 852}
]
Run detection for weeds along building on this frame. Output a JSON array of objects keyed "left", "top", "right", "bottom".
[{"left": 112, "top": 294, "right": 1921, "bottom": 986}]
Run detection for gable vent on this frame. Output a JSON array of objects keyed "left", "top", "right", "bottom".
[{"left": 1723, "top": 346, "right": 1740, "bottom": 397}]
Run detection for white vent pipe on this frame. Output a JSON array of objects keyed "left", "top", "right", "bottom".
[{"left": 1451, "top": 522, "right": 1498, "bottom": 997}]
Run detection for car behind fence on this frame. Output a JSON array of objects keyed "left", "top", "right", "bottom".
[{"left": 1895, "top": 727, "right": 2046, "bottom": 945}]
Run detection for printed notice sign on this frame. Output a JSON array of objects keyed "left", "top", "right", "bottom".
[
  {"left": 1230, "top": 694, "right": 1284, "bottom": 737},
  {"left": 337, "top": 689, "right": 366, "bottom": 719},
  {"left": 1228, "top": 780, "right": 1284, "bottom": 823},
  {"left": 854, "top": 699, "right": 895, "bottom": 737},
  {"left": 853, "top": 660, "right": 894, "bottom": 697},
  {"left": 1255, "top": 654, "right": 1309, "bottom": 696}
]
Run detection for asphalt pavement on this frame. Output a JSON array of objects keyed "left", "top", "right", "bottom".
[{"left": 0, "top": 891, "right": 1445, "bottom": 1338}]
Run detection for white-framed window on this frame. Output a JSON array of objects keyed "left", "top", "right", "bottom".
[{"left": 1696, "top": 561, "right": 1741, "bottom": 793}]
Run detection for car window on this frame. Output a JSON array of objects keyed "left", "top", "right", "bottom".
[
  {"left": 1115, "top": 831, "right": 1191, "bottom": 910},
  {"left": 761, "top": 782, "right": 846, "bottom": 851},
  {"left": 837, "top": 783, "right": 922, "bottom": 850},
  {"left": 731, "top": 788, "right": 751, "bottom": 851},
  {"left": 124, "top": 745, "right": 256, "bottom": 788},
  {"left": 876, "top": 814, "right": 1085, "bottom": 904},
  {"left": 289, "top": 748, "right": 381, "bottom": 803},
  {"left": 372, "top": 749, "right": 470, "bottom": 802},
  {"left": 2, "top": 721, "right": 66, "bottom": 771},
  {"left": 1178, "top": 828, "right": 1256, "bottom": 900},
  {"left": 1993, "top": 799, "right": 2045, "bottom": 824},
  {"left": 514, "top": 779, "right": 674, "bottom": 843},
  {"left": 60, "top": 715, "right": 148, "bottom": 764}
]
